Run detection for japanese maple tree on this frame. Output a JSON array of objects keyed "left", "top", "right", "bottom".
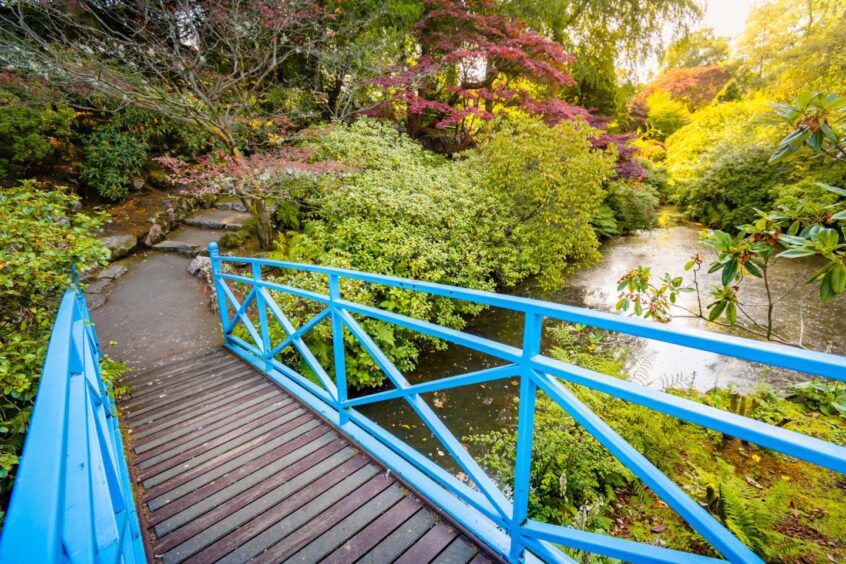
[{"left": 373, "top": 0, "right": 642, "bottom": 177}]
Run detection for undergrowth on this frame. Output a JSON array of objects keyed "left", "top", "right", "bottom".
[{"left": 466, "top": 325, "right": 846, "bottom": 562}]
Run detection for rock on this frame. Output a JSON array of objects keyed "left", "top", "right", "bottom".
[
  {"left": 96, "top": 264, "right": 128, "bottom": 280},
  {"left": 217, "top": 199, "right": 247, "bottom": 213},
  {"left": 83, "top": 291, "right": 107, "bottom": 310},
  {"left": 101, "top": 234, "right": 137, "bottom": 261},
  {"left": 219, "top": 229, "right": 248, "bottom": 249},
  {"left": 188, "top": 255, "right": 211, "bottom": 276},
  {"left": 185, "top": 209, "right": 252, "bottom": 231},
  {"left": 85, "top": 278, "right": 112, "bottom": 295},
  {"left": 144, "top": 223, "right": 166, "bottom": 247},
  {"left": 145, "top": 163, "right": 172, "bottom": 189},
  {"left": 131, "top": 178, "right": 145, "bottom": 191},
  {"left": 152, "top": 240, "right": 199, "bottom": 256}
]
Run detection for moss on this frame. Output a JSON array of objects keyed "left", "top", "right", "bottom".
[{"left": 219, "top": 229, "right": 249, "bottom": 249}]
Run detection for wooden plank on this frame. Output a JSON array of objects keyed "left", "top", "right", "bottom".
[
  {"left": 357, "top": 508, "right": 436, "bottom": 564},
  {"left": 138, "top": 406, "right": 305, "bottom": 480},
  {"left": 118, "top": 351, "right": 495, "bottom": 564},
  {"left": 209, "top": 464, "right": 380, "bottom": 564},
  {"left": 146, "top": 427, "right": 334, "bottom": 524},
  {"left": 125, "top": 362, "right": 249, "bottom": 414},
  {"left": 171, "top": 456, "right": 372, "bottom": 563},
  {"left": 258, "top": 474, "right": 397, "bottom": 561},
  {"left": 138, "top": 389, "right": 294, "bottom": 458},
  {"left": 121, "top": 351, "right": 229, "bottom": 385},
  {"left": 151, "top": 437, "right": 347, "bottom": 540},
  {"left": 143, "top": 407, "right": 318, "bottom": 488},
  {"left": 123, "top": 360, "right": 245, "bottom": 408},
  {"left": 145, "top": 419, "right": 323, "bottom": 506},
  {"left": 321, "top": 495, "right": 423, "bottom": 564},
  {"left": 281, "top": 485, "right": 406, "bottom": 563},
  {"left": 126, "top": 373, "right": 261, "bottom": 425},
  {"left": 155, "top": 446, "right": 355, "bottom": 556},
  {"left": 132, "top": 381, "right": 274, "bottom": 450},
  {"left": 433, "top": 537, "right": 479, "bottom": 563},
  {"left": 395, "top": 521, "right": 459, "bottom": 564}
]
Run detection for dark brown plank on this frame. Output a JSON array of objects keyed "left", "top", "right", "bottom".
[
  {"left": 137, "top": 400, "right": 300, "bottom": 479},
  {"left": 179, "top": 456, "right": 372, "bottom": 563},
  {"left": 151, "top": 439, "right": 349, "bottom": 547},
  {"left": 118, "top": 350, "right": 494, "bottom": 564},
  {"left": 258, "top": 473, "right": 395, "bottom": 561},
  {"left": 133, "top": 388, "right": 288, "bottom": 450},
  {"left": 146, "top": 426, "right": 334, "bottom": 523},
  {"left": 321, "top": 495, "right": 423, "bottom": 564},
  {"left": 156, "top": 446, "right": 356, "bottom": 560},
  {"left": 395, "top": 521, "right": 459, "bottom": 564}
]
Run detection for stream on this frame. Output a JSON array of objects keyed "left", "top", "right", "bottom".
[{"left": 358, "top": 207, "right": 846, "bottom": 462}]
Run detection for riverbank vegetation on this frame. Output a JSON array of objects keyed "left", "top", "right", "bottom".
[{"left": 1, "top": 0, "right": 845, "bottom": 558}]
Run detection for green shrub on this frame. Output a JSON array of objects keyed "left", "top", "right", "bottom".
[
  {"left": 0, "top": 180, "right": 108, "bottom": 508},
  {"left": 590, "top": 205, "right": 620, "bottom": 239},
  {"left": 257, "top": 117, "right": 614, "bottom": 387},
  {"left": 605, "top": 181, "right": 660, "bottom": 233},
  {"left": 80, "top": 128, "right": 148, "bottom": 201},
  {"left": 678, "top": 143, "right": 791, "bottom": 229},
  {"left": 473, "top": 115, "right": 616, "bottom": 289},
  {"left": 0, "top": 91, "right": 74, "bottom": 177},
  {"left": 645, "top": 91, "right": 691, "bottom": 140}
]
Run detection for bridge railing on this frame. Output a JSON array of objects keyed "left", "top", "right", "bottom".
[
  {"left": 209, "top": 243, "right": 846, "bottom": 564},
  {"left": 0, "top": 284, "right": 145, "bottom": 562}
]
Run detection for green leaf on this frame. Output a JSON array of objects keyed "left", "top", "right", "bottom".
[
  {"left": 806, "top": 130, "right": 823, "bottom": 152},
  {"left": 725, "top": 302, "right": 737, "bottom": 325},
  {"left": 831, "top": 262, "right": 846, "bottom": 294},
  {"left": 708, "top": 301, "right": 727, "bottom": 321},
  {"left": 821, "top": 271, "right": 836, "bottom": 303},
  {"left": 820, "top": 123, "right": 840, "bottom": 144},
  {"left": 744, "top": 260, "right": 763, "bottom": 278},
  {"left": 778, "top": 248, "right": 816, "bottom": 258},
  {"left": 820, "top": 183, "right": 846, "bottom": 197},
  {"left": 721, "top": 259, "right": 738, "bottom": 286}
]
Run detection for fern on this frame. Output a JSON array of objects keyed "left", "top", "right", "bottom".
[{"left": 715, "top": 484, "right": 774, "bottom": 560}]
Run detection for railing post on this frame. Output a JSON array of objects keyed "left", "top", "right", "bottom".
[
  {"left": 209, "top": 243, "right": 230, "bottom": 339},
  {"left": 328, "top": 274, "right": 348, "bottom": 425},
  {"left": 252, "top": 263, "right": 272, "bottom": 368},
  {"left": 511, "top": 311, "right": 542, "bottom": 561}
]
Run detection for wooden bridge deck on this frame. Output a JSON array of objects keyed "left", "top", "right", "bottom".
[{"left": 119, "top": 349, "right": 494, "bottom": 564}]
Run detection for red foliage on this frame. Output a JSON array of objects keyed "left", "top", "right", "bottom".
[
  {"left": 372, "top": 0, "right": 582, "bottom": 151},
  {"left": 633, "top": 65, "right": 731, "bottom": 110},
  {"left": 371, "top": 0, "right": 642, "bottom": 178}
]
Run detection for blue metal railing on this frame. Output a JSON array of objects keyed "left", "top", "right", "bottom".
[
  {"left": 0, "top": 286, "right": 145, "bottom": 562},
  {"left": 208, "top": 243, "right": 846, "bottom": 563}
]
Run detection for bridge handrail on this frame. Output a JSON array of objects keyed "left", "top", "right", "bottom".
[
  {"left": 209, "top": 244, "right": 846, "bottom": 563},
  {"left": 0, "top": 286, "right": 145, "bottom": 562}
]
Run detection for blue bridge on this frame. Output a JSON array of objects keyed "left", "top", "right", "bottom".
[{"left": 2, "top": 242, "right": 845, "bottom": 563}]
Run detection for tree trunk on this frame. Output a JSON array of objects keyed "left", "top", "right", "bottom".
[{"left": 253, "top": 198, "right": 274, "bottom": 250}]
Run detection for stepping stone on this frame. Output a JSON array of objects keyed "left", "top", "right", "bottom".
[
  {"left": 184, "top": 209, "right": 251, "bottom": 231},
  {"left": 152, "top": 240, "right": 201, "bottom": 256},
  {"left": 101, "top": 234, "right": 138, "bottom": 261},
  {"left": 152, "top": 227, "right": 225, "bottom": 256},
  {"left": 97, "top": 264, "right": 129, "bottom": 281}
]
